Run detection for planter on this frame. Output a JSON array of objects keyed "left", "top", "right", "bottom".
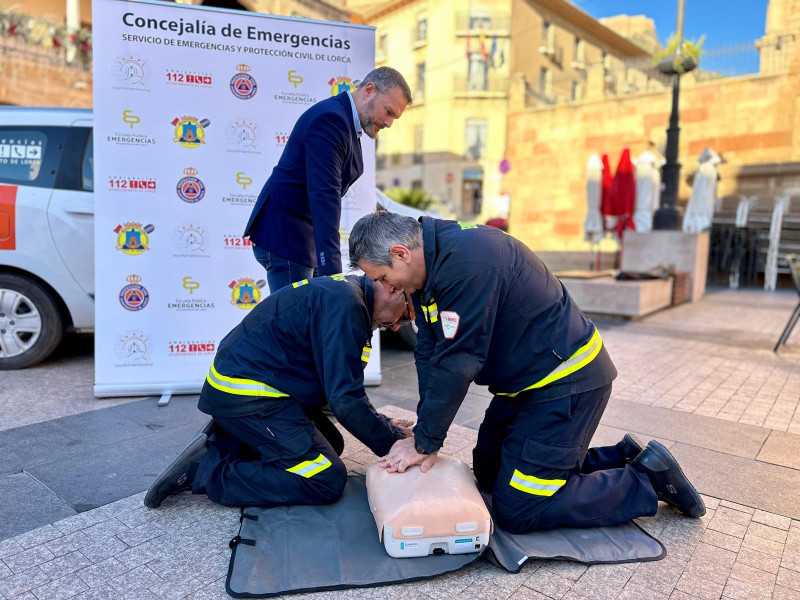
[{"left": 656, "top": 55, "right": 699, "bottom": 75}]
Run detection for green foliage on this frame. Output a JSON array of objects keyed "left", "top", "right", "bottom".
[
  {"left": 386, "top": 187, "right": 436, "bottom": 211},
  {"left": 653, "top": 34, "right": 705, "bottom": 74}
]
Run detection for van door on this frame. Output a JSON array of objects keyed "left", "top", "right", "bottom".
[{"left": 47, "top": 121, "right": 94, "bottom": 296}]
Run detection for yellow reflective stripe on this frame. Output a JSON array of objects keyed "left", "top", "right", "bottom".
[
  {"left": 458, "top": 221, "right": 478, "bottom": 230},
  {"left": 286, "top": 453, "right": 333, "bottom": 478},
  {"left": 509, "top": 469, "right": 566, "bottom": 497},
  {"left": 361, "top": 345, "right": 371, "bottom": 363},
  {"left": 329, "top": 274, "right": 347, "bottom": 281},
  {"left": 497, "top": 329, "right": 603, "bottom": 397},
  {"left": 422, "top": 302, "right": 439, "bottom": 323},
  {"left": 292, "top": 279, "right": 309, "bottom": 288},
  {"left": 205, "top": 363, "right": 289, "bottom": 398}
]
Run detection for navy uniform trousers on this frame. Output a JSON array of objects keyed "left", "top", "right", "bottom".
[
  {"left": 473, "top": 383, "right": 659, "bottom": 533},
  {"left": 192, "top": 399, "right": 347, "bottom": 507}
]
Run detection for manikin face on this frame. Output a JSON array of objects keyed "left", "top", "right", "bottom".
[
  {"left": 372, "top": 283, "right": 412, "bottom": 330},
  {"left": 357, "top": 84, "right": 408, "bottom": 139}
]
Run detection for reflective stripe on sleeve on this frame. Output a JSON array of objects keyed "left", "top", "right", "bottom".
[
  {"left": 292, "top": 279, "right": 309, "bottom": 288},
  {"left": 497, "top": 329, "right": 603, "bottom": 397},
  {"left": 361, "top": 345, "right": 371, "bottom": 364},
  {"left": 205, "top": 363, "right": 289, "bottom": 398},
  {"left": 509, "top": 469, "right": 566, "bottom": 497},
  {"left": 421, "top": 302, "right": 438, "bottom": 323},
  {"left": 286, "top": 453, "right": 333, "bottom": 478}
]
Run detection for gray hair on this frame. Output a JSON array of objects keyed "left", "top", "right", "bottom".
[
  {"left": 357, "top": 67, "right": 413, "bottom": 105},
  {"left": 349, "top": 211, "right": 422, "bottom": 269}
]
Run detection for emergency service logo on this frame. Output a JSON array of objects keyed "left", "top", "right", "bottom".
[
  {"left": 230, "top": 64, "right": 257, "bottom": 99},
  {"left": 166, "top": 68, "right": 212, "bottom": 88},
  {"left": 119, "top": 274, "right": 150, "bottom": 311},
  {"left": 112, "top": 56, "right": 150, "bottom": 91},
  {"left": 176, "top": 167, "right": 205, "bottom": 203},
  {"left": 172, "top": 223, "right": 209, "bottom": 258},
  {"left": 167, "top": 276, "right": 214, "bottom": 312},
  {"left": 107, "top": 110, "right": 156, "bottom": 147},
  {"left": 222, "top": 234, "right": 252, "bottom": 250},
  {"left": 229, "top": 277, "right": 265, "bottom": 310},
  {"left": 275, "top": 132, "right": 290, "bottom": 148},
  {"left": 222, "top": 172, "right": 257, "bottom": 207},
  {"left": 168, "top": 340, "right": 216, "bottom": 357},
  {"left": 274, "top": 69, "right": 316, "bottom": 105},
  {"left": 114, "top": 222, "right": 154, "bottom": 256},
  {"left": 172, "top": 115, "right": 209, "bottom": 149},
  {"left": 225, "top": 119, "right": 261, "bottom": 154},
  {"left": 329, "top": 75, "right": 356, "bottom": 96},
  {"left": 108, "top": 175, "right": 157, "bottom": 193},
  {"left": 114, "top": 330, "right": 153, "bottom": 366}
]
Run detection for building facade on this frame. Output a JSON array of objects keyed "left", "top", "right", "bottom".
[
  {"left": 503, "top": 0, "right": 800, "bottom": 257},
  {"left": 362, "top": 0, "right": 650, "bottom": 221}
]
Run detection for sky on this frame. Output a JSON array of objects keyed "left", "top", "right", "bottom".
[{"left": 571, "top": 0, "right": 770, "bottom": 49}]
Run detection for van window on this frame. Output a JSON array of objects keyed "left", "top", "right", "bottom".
[
  {"left": 0, "top": 127, "right": 66, "bottom": 189},
  {"left": 81, "top": 132, "right": 93, "bottom": 192}
]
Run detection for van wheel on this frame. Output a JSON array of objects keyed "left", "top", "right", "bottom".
[{"left": 0, "top": 274, "right": 64, "bottom": 370}]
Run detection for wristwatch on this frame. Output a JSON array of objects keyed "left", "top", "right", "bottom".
[{"left": 414, "top": 441, "right": 429, "bottom": 455}]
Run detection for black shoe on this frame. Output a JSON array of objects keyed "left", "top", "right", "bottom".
[
  {"left": 632, "top": 440, "right": 706, "bottom": 518},
  {"left": 617, "top": 433, "right": 645, "bottom": 463},
  {"left": 144, "top": 431, "right": 209, "bottom": 508}
]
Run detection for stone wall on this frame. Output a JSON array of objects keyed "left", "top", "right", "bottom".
[
  {"left": 0, "top": 43, "right": 92, "bottom": 107},
  {"left": 504, "top": 55, "right": 800, "bottom": 251}
]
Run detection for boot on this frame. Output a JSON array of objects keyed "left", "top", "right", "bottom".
[
  {"left": 632, "top": 440, "right": 705, "bottom": 518},
  {"left": 617, "top": 433, "right": 644, "bottom": 463}
]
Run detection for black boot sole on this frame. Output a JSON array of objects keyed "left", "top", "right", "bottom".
[
  {"left": 144, "top": 432, "right": 208, "bottom": 509},
  {"left": 646, "top": 440, "right": 706, "bottom": 518}
]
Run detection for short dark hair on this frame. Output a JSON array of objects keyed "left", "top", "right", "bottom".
[
  {"left": 357, "top": 67, "right": 412, "bottom": 105},
  {"left": 349, "top": 211, "right": 422, "bottom": 269}
]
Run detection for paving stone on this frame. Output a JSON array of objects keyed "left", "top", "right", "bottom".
[
  {"left": 38, "top": 551, "right": 93, "bottom": 580},
  {"left": 772, "top": 585, "right": 800, "bottom": 600},
  {"left": 756, "top": 431, "right": 800, "bottom": 470},
  {"left": 43, "top": 532, "right": 93, "bottom": 558},
  {"left": 77, "top": 536, "right": 128, "bottom": 564},
  {"left": 682, "top": 559, "right": 731, "bottom": 585},
  {"left": 0, "top": 538, "right": 24, "bottom": 560},
  {"left": 728, "top": 561, "right": 777, "bottom": 586},
  {"left": 746, "top": 522, "right": 789, "bottom": 544},
  {"left": 108, "top": 565, "right": 163, "bottom": 595},
  {"left": 0, "top": 560, "right": 12, "bottom": 580},
  {"left": 146, "top": 571, "right": 204, "bottom": 600},
  {"left": 675, "top": 571, "right": 725, "bottom": 600},
  {"left": 568, "top": 564, "right": 631, "bottom": 600},
  {"left": 539, "top": 561, "right": 588, "bottom": 581},
  {"left": 741, "top": 531, "right": 784, "bottom": 557},
  {"left": 628, "top": 556, "right": 687, "bottom": 595},
  {"left": 617, "top": 582, "right": 669, "bottom": 600},
  {"left": 70, "top": 584, "right": 124, "bottom": 600},
  {"left": 752, "top": 510, "right": 792, "bottom": 531},
  {"left": 75, "top": 557, "right": 129, "bottom": 588},
  {"left": 80, "top": 519, "right": 130, "bottom": 544},
  {"left": 782, "top": 550, "right": 800, "bottom": 572},
  {"left": 14, "top": 526, "right": 63, "bottom": 550},
  {"left": 0, "top": 566, "right": 52, "bottom": 598},
  {"left": 721, "top": 577, "right": 774, "bottom": 600},
  {"left": 522, "top": 567, "right": 574, "bottom": 599},
  {"left": 3, "top": 545, "right": 55, "bottom": 574},
  {"left": 31, "top": 573, "right": 89, "bottom": 600},
  {"left": 691, "top": 542, "right": 737, "bottom": 567},
  {"left": 719, "top": 501, "right": 756, "bottom": 515},
  {"left": 734, "top": 547, "right": 781, "bottom": 574},
  {"left": 0, "top": 473, "right": 77, "bottom": 541},
  {"left": 779, "top": 568, "right": 800, "bottom": 593},
  {"left": 508, "top": 588, "right": 551, "bottom": 600},
  {"left": 113, "top": 540, "right": 165, "bottom": 571}
]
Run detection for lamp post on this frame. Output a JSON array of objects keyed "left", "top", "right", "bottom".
[{"left": 653, "top": 0, "right": 686, "bottom": 230}]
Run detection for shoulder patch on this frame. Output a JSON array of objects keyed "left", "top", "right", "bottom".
[{"left": 440, "top": 311, "right": 460, "bottom": 339}]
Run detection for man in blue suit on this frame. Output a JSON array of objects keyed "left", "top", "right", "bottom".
[{"left": 245, "top": 67, "right": 412, "bottom": 291}]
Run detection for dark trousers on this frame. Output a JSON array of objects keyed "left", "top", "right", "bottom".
[
  {"left": 252, "top": 245, "right": 317, "bottom": 293},
  {"left": 193, "top": 400, "right": 347, "bottom": 507},
  {"left": 473, "top": 384, "right": 658, "bottom": 533}
]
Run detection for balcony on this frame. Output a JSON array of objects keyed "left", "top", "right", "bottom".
[
  {"left": 453, "top": 75, "right": 508, "bottom": 99},
  {"left": 455, "top": 13, "right": 510, "bottom": 36}
]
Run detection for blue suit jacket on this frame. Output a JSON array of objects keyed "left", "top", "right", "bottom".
[{"left": 244, "top": 92, "right": 363, "bottom": 275}]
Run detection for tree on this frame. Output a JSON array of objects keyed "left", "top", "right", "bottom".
[{"left": 386, "top": 187, "right": 436, "bottom": 211}]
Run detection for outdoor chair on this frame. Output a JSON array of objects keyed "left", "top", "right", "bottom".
[{"left": 773, "top": 253, "right": 800, "bottom": 352}]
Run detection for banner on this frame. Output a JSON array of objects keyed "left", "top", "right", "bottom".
[{"left": 92, "top": 0, "right": 378, "bottom": 397}]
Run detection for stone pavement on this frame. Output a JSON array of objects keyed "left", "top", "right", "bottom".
[{"left": 1, "top": 287, "right": 800, "bottom": 599}]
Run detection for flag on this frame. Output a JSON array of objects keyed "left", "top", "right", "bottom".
[
  {"left": 490, "top": 35, "right": 498, "bottom": 67},
  {"left": 479, "top": 33, "right": 488, "bottom": 60},
  {"left": 498, "top": 45, "right": 505, "bottom": 67},
  {"left": 466, "top": 35, "right": 471, "bottom": 58}
]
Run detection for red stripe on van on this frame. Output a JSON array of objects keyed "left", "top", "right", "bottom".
[{"left": 0, "top": 185, "right": 17, "bottom": 250}]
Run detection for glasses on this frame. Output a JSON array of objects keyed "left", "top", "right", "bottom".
[{"left": 385, "top": 292, "right": 413, "bottom": 327}]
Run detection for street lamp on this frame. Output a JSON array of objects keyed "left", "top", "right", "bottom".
[{"left": 653, "top": 0, "right": 686, "bottom": 230}]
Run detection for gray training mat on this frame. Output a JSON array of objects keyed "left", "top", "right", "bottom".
[{"left": 226, "top": 475, "right": 666, "bottom": 598}]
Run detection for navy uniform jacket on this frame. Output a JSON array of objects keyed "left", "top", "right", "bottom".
[
  {"left": 411, "top": 218, "right": 617, "bottom": 454},
  {"left": 244, "top": 92, "right": 364, "bottom": 275},
  {"left": 198, "top": 275, "right": 402, "bottom": 457}
]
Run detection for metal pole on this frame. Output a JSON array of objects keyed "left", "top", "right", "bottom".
[{"left": 653, "top": 0, "right": 686, "bottom": 230}]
